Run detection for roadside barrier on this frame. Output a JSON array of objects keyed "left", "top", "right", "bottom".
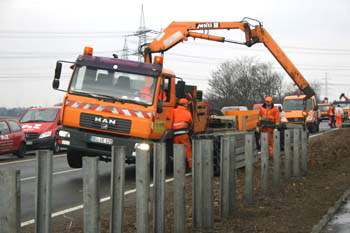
[{"left": 0, "top": 127, "right": 309, "bottom": 233}]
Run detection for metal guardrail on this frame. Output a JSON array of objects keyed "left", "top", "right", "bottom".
[{"left": 0, "top": 128, "right": 309, "bottom": 233}]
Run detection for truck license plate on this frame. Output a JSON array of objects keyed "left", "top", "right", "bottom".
[
  {"left": 89, "top": 136, "right": 113, "bottom": 145},
  {"left": 26, "top": 141, "right": 33, "bottom": 145}
]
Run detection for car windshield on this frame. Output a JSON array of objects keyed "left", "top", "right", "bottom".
[
  {"left": 284, "top": 99, "right": 312, "bottom": 111},
  {"left": 319, "top": 106, "right": 330, "bottom": 111},
  {"left": 69, "top": 66, "right": 157, "bottom": 106},
  {"left": 20, "top": 109, "right": 59, "bottom": 123}
]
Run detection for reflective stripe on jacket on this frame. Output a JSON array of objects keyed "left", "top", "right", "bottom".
[{"left": 173, "top": 105, "right": 192, "bottom": 135}]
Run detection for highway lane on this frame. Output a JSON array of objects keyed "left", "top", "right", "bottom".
[{"left": 0, "top": 152, "right": 138, "bottom": 222}]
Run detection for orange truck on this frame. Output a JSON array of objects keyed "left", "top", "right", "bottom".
[
  {"left": 318, "top": 102, "right": 332, "bottom": 121},
  {"left": 53, "top": 18, "right": 314, "bottom": 168},
  {"left": 281, "top": 95, "right": 320, "bottom": 133}
]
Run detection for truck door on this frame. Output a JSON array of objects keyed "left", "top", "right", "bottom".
[
  {"left": 156, "top": 76, "right": 175, "bottom": 132},
  {"left": 0, "top": 121, "right": 13, "bottom": 154}
]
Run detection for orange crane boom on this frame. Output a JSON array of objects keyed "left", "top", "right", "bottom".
[{"left": 143, "top": 18, "right": 315, "bottom": 98}]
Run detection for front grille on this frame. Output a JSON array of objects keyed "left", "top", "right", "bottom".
[
  {"left": 80, "top": 113, "right": 131, "bottom": 134},
  {"left": 287, "top": 118, "right": 304, "bottom": 123},
  {"left": 25, "top": 133, "right": 39, "bottom": 140}
]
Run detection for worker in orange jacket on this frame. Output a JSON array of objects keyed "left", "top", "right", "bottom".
[
  {"left": 335, "top": 104, "right": 344, "bottom": 128},
  {"left": 258, "top": 96, "right": 281, "bottom": 158},
  {"left": 328, "top": 105, "right": 335, "bottom": 128},
  {"left": 173, "top": 98, "right": 193, "bottom": 168},
  {"left": 140, "top": 77, "right": 167, "bottom": 102}
]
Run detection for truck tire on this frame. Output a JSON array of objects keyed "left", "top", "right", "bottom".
[
  {"left": 52, "top": 137, "right": 60, "bottom": 154},
  {"left": 15, "top": 142, "right": 26, "bottom": 158},
  {"left": 67, "top": 149, "right": 83, "bottom": 168},
  {"left": 308, "top": 123, "right": 317, "bottom": 134}
]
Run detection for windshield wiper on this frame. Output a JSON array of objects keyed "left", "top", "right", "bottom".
[
  {"left": 71, "top": 90, "right": 118, "bottom": 102},
  {"left": 20, "top": 120, "right": 48, "bottom": 123},
  {"left": 117, "top": 98, "right": 150, "bottom": 107}
]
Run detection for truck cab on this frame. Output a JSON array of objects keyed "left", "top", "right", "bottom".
[
  {"left": 318, "top": 103, "right": 332, "bottom": 121},
  {"left": 53, "top": 49, "right": 208, "bottom": 168},
  {"left": 282, "top": 95, "right": 320, "bottom": 133}
]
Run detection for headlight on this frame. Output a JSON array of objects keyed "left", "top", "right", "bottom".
[
  {"left": 135, "top": 143, "right": 150, "bottom": 151},
  {"left": 306, "top": 115, "right": 313, "bottom": 121},
  {"left": 281, "top": 116, "right": 288, "bottom": 122},
  {"left": 58, "top": 130, "right": 70, "bottom": 138},
  {"left": 39, "top": 130, "right": 52, "bottom": 139}
]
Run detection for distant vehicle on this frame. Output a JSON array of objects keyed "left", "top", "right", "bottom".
[
  {"left": 282, "top": 95, "right": 320, "bottom": 133},
  {"left": 221, "top": 106, "right": 248, "bottom": 114},
  {"left": 332, "top": 101, "right": 350, "bottom": 122},
  {"left": 19, "top": 107, "right": 62, "bottom": 153},
  {"left": 318, "top": 103, "right": 332, "bottom": 121},
  {"left": 0, "top": 118, "right": 26, "bottom": 158}
]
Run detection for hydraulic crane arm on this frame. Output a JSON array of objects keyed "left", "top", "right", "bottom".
[{"left": 144, "top": 19, "right": 315, "bottom": 98}]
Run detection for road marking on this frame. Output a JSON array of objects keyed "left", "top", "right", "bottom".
[
  {"left": 0, "top": 154, "right": 66, "bottom": 166},
  {"left": 20, "top": 168, "right": 81, "bottom": 182},
  {"left": 20, "top": 173, "right": 191, "bottom": 227}
]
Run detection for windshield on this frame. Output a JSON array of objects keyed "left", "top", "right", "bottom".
[
  {"left": 20, "top": 109, "right": 59, "bottom": 123},
  {"left": 319, "top": 106, "right": 330, "bottom": 111},
  {"left": 69, "top": 66, "right": 157, "bottom": 105},
  {"left": 284, "top": 99, "right": 312, "bottom": 111}
]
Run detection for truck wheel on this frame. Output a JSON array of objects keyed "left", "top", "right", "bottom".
[
  {"left": 67, "top": 149, "right": 83, "bottom": 168},
  {"left": 15, "top": 142, "right": 26, "bottom": 158}
]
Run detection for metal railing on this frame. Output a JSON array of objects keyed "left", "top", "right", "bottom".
[{"left": 0, "top": 128, "right": 308, "bottom": 233}]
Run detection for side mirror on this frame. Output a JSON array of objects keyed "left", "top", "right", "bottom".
[
  {"left": 57, "top": 119, "right": 62, "bottom": 125},
  {"left": 176, "top": 80, "right": 186, "bottom": 98},
  {"left": 196, "top": 90, "right": 203, "bottom": 102},
  {"left": 157, "top": 99, "right": 163, "bottom": 113},
  {"left": 53, "top": 62, "right": 62, "bottom": 89},
  {"left": 55, "top": 62, "right": 62, "bottom": 80}
]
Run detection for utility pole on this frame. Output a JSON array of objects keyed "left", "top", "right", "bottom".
[
  {"left": 136, "top": 4, "right": 147, "bottom": 61},
  {"left": 121, "top": 37, "right": 129, "bottom": 60}
]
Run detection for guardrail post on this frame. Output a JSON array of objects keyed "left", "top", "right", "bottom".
[
  {"left": 83, "top": 156, "right": 100, "bottom": 233},
  {"left": 0, "top": 168, "right": 20, "bottom": 233},
  {"left": 110, "top": 146, "right": 126, "bottom": 233},
  {"left": 293, "top": 129, "right": 301, "bottom": 177},
  {"left": 261, "top": 132, "right": 269, "bottom": 195},
  {"left": 153, "top": 143, "right": 166, "bottom": 233},
  {"left": 136, "top": 148, "right": 150, "bottom": 233},
  {"left": 273, "top": 130, "right": 281, "bottom": 191},
  {"left": 301, "top": 130, "right": 308, "bottom": 176},
  {"left": 35, "top": 150, "right": 53, "bottom": 233},
  {"left": 284, "top": 130, "right": 292, "bottom": 179},
  {"left": 192, "top": 139, "right": 213, "bottom": 229},
  {"left": 173, "top": 144, "right": 186, "bottom": 233},
  {"left": 245, "top": 133, "right": 254, "bottom": 204},
  {"left": 220, "top": 135, "right": 236, "bottom": 218}
]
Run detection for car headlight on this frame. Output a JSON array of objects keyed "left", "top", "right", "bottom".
[
  {"left": 281, "top": 116, "right": 288, "bottom": 122},
  {"left": 58, "top": 130, "right": 70, "bottom": 138},
  {"left": 135, "top": 143, "right": 150, "bottom": 151},
  {"left": 306, "top": 115, "right": 313, "bottom": 121},
  {"left": 39, "top": 130, "right": 52, "bottom": 139}
]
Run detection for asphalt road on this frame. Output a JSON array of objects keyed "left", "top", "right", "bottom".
[
  {"left": 0, "top": 121, "right": 332, "bottom": 224},
  {"left": 0, "top": 151, "right": 138, "bottom": 222}
]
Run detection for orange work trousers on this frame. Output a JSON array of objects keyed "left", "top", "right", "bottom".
[
  {"left": 336, "top": 113, "right": 343, "bottom": 128},
  {"left": 262, "top": 128, "right": 274, "bottom": 158},
  {"left": 174, "top": 134, "right": 192, "bottom": 168}
]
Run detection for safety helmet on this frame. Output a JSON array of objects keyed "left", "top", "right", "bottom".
[
  {"left": 178, "top": 98, "right": 189, "bottom": 105},
  {"left": 265, "top": 96, "right": 273, "bottom": 102}
]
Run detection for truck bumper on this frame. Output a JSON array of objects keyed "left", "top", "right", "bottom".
[{"left": 57, "top": 127, "right": 152, "bottom": 163}]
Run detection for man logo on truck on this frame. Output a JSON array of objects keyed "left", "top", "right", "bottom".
[
  {"left": 196, "top": 22, "right": 220, "bottom": 29},
  {"left": 94, "top": 117, "right": 117, "bottom": 125}
]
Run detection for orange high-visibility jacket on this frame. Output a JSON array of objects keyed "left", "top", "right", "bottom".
[
  {"left": 259, "top": 105, "right": 281, "bottom": 123},
  {"left": 172, "top": 106, "right": 192, "bottom": 135}
]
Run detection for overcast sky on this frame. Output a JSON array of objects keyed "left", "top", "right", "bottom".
[{"left": 1, "top": 0, "right": 349, "bottom": 107}]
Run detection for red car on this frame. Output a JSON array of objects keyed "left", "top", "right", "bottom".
[
  {"left": 0, "top": 118, "right": 26, "bottom": 158},
  {"left": 19, "top": 107, "right": 62, "bottom": 153}
]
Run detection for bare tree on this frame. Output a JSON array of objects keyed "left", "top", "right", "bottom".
[{"left": 206, "top": 57, "right": 284, "bottom": 110}]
